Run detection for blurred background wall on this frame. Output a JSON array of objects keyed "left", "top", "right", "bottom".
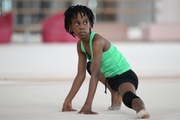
[
  {"left": 0, "top": 0, "right": 180, "bottom": 80},
  {"left": 1, "top": 0, "right": 180, "bottom": 42}
]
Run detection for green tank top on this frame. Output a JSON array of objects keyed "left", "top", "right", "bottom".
[{"left": 81, "top": 32, "right": 130, "bottom": 77}]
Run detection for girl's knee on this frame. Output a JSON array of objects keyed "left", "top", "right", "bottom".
[{"left": 122, "top": 91, "right": 140, "bottom": 108}]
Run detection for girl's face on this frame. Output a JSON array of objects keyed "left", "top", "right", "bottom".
[{"left": 69, "top": 12, "right": 91, "bottom": 39}]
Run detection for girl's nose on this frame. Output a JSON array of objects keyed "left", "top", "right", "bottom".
[{"left": 80, "top": 24, "right": 85, "bottom": 29}]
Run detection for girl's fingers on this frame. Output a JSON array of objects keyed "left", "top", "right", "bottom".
[{"left": 78, "top": 111, "right": 98, "bottom": 114}]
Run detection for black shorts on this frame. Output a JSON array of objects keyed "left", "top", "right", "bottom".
[{"left": 106, "top": 69, "right": 139, "bottom": 91}]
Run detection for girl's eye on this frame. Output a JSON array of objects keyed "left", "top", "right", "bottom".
[
  {"left": 84, "top": 21, "right": 88, "bottom": 25},
  {"left": 74, "top": 21, "right": 88, "bottom": 26},
  {"left": 75, "top": 22, "right": 79, "bottom": 26}
]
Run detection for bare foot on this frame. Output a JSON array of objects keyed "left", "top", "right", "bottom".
[{"left": 108, "top": 91, "right": 122, "bottom": 110}]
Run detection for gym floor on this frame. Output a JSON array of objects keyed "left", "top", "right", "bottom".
[{"left": 0, "top": 78, "right": 180, "bottom": 120}]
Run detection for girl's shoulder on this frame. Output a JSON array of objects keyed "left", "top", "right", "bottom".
[
  {"left": 77, "top": 40, "right": 83, "bottom": 51},
  {"left": 93, "top": 33, "right": 110, "bottom": 45},
  {"left": 93, "top": 33, "right": 104, "bottom": 41},
  {"left": 77, "top": 40, "right": 81, "bottom": 46}
]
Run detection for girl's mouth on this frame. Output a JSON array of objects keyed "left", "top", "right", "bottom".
[{"left": 79, "top": 32, "right": 86, "bottom": 36}]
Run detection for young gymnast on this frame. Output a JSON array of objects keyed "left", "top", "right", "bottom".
[{"left": 62, "top": 4, "right": 150, "bottom": 118}]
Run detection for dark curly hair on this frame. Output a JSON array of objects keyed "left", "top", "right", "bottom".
[{"left": 64, "top": 4, "right": 95, "bottom": 37}]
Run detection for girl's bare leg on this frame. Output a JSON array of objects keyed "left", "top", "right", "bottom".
[{"left": 98, "top": 72, "right": 122, "bottom": 110}]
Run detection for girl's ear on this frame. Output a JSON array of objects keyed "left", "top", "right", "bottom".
[
  {"left": 68, "top": 25, "right": 73, "bottom": 32},
  {"left": 90, "top": 23, "right": 93, "bottom": 29}
]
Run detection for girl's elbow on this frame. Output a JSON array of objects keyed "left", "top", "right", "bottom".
[
  {"left": 76, "top": 72, "right": 86, "bottom": 79},
  {"left": 91, "top": 71, "right": 100, "bottom": 79}
]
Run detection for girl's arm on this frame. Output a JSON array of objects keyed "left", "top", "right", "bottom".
[
  {"left": 62, "top": 41, "right": 87, "bottom": 111},
  {"left": 79, "top": 35, "right": 105, "bottom": 114}
]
